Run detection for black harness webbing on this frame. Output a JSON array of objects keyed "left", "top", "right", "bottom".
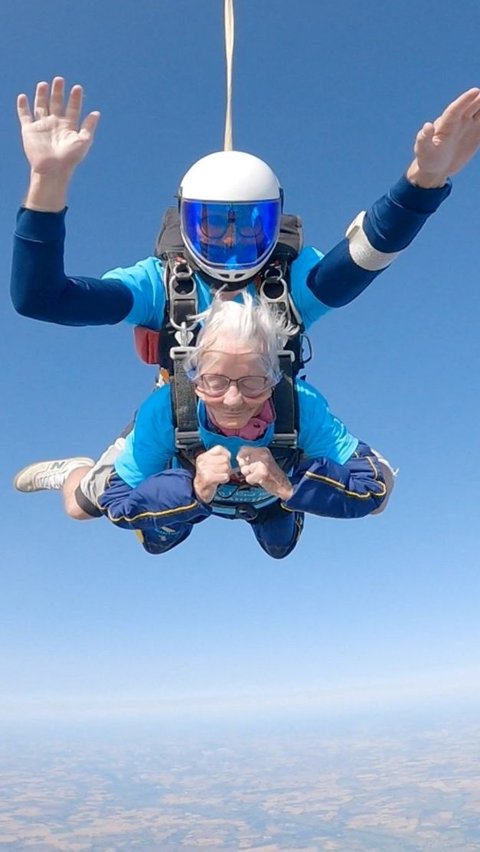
[
  {"left": 150, "top": 206, "right": 307, "bottom": 374},
  {"left": 170, "top": 347, "right": 200, "bottom": 452},
  {"left": 171, "top": 346, "right": 300, "bottom": 477},
  {"left": 135, "top": 207, "right": 309, "bottom": 500}
]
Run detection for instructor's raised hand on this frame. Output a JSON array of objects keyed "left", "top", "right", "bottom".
[
  {"left": 17, "top": 77, "right": 100, "bottom": 211},
  {"left": 407, "top": 88, "right": 480, "bottom": 188}
]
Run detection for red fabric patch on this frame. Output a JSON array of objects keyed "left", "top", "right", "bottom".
[{"left": 134, "top": 326, "right": 161, "bottom": 364}]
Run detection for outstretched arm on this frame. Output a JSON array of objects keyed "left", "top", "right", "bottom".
[
  {"left": 18, "top": 77, "right": 100, "bottom": 211},
  {"left": 11, "top": 207, "right": 133, "bottom": 325},
  {"left": 306, "top": 174, "right": 451, "bottom": 310},
  {"left": 12, "top": 77, "right": 134, "bottom": 325},
  {"left": 301, "top": 88, "right": 480, "bottom": 315}
]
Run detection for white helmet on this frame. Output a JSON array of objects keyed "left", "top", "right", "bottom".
[{"left": 178, "top": 150, "right": 283, "bottom": 285}]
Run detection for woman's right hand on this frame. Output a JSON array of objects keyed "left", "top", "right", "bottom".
[{"left": 193, "top": 446, "right": 232, "bottom": 504}]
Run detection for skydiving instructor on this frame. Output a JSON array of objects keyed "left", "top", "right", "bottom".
[{"left": 11, "top": 78, "right": 480, "bottom": 333}]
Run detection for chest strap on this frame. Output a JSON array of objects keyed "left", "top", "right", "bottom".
[{"left": 170, "top": 347, "right": 300, "bottom": 466}]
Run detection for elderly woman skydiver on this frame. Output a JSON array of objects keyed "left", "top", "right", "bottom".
[{"left": 14, "top": 293, "right": 394, "bottom": 559}]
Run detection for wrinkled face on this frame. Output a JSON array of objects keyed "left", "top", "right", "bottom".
[{"left": 194, "top": 335, "right": 274, "bottom": 430}]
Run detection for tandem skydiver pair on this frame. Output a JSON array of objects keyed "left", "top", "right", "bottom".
[{"left": 12, "top": 79, "right": 480, "bottom": 557}]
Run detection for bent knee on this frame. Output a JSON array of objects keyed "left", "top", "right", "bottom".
[{"left": 63, "top": 494, "right": 95, "bottom": 521}]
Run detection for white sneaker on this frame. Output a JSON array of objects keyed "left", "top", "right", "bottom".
[{"left": 14, "top": 457, "right": 95, "bottom": 493}]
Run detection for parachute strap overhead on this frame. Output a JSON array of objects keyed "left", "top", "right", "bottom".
[{"left": 224, "top": 0, "right": 235, "bottom": 151}]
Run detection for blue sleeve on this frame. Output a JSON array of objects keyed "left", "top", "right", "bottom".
[
  {"left": 289, "top": 385, "right": 386, "bottom": 517},
  {"left": 104, "top": 385, "right": 211, "bottom": 530},
  {"left": 363, "top": 175, "right": 451, "bottom": 252},
  {"left": 11, "top": 208, "right": 133, "bottom": 326},
  {"left": 296, "top": 380, "right": 358, "bottom": 463},
  {"left": 99, "top": 468, "right": 211, "bottom": 532},
  {"left": 102, "top": 257, "right": 167, "bottom": 329},
  {"left": 114, "top": 386, "right": 176, "bottom": 486},
  {"left": 293, "top": 176, "right": 452, "bottom": 323},
  {"left": 283, "top": 442, "right": 388, "bottom": 518},
  {"left": 289, "top": 246, "right": 329, "bottom": 330}
]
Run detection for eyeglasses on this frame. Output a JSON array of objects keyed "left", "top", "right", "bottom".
[
  {"left": 196, "top": 373, "right": 273, "bottom": 398},
  {"left": 200, "top": 207, "right": 265, "bottom": 241}
]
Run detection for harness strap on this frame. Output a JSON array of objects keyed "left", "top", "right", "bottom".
[
  {"left": 224, "top": 0, "right": 235, "bottom": 151},
  {"left": 170, "top": 345, "right": 299, "bottom": 467},
  {"left": 157, "top": 257, "right": 199, "bottom": 373},
  {"left": 170, "top": 347, "right": 201, "bottom": 452},
  {"left": 137, "top": 210, "right": 307, "bottom": 367},
  {"left": 166, "top": 258, "right": 198, "bottom": 333},
  {"left": 271, "top": 352, "right": 298, "bottom": 446}
]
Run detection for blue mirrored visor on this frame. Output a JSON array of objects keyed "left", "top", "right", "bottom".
[{"left": 181, "top": 199, "right": 281, "bottom": 270}]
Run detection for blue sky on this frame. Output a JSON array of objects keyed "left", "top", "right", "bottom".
[{"left": 1, "top": 0, "right": 480, "bottom": 724}]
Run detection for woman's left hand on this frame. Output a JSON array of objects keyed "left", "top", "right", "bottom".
[{"left": 237, "top": 447, "right": 294, "bottom": 501}]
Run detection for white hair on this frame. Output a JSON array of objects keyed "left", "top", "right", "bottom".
[{"left": 184, "top": 291, "right": 295, "bottom": 381}]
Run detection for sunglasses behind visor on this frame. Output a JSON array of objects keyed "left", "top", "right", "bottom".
[
  {"left": 200, "top": 206, "right": 265, "bottom": 240},
  {"left": 181, "top": 198, "right": 281, "bottom": 270}
]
